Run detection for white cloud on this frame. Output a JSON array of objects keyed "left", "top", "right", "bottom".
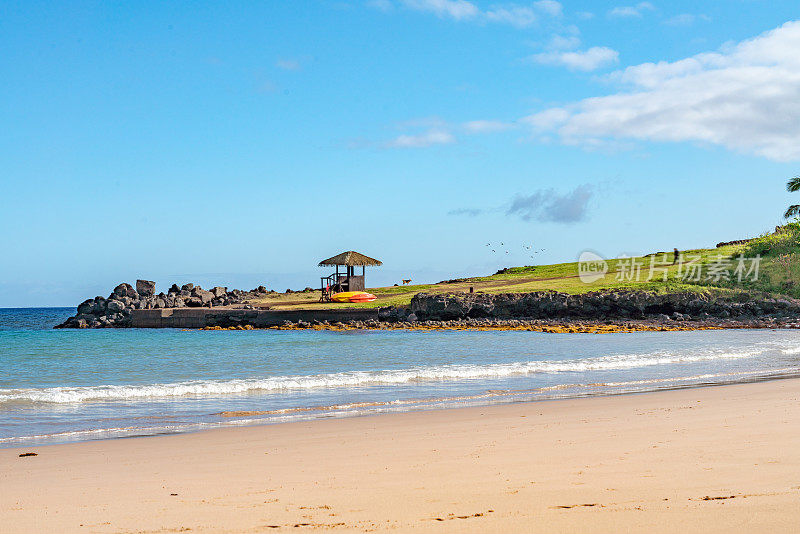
[
  {"left": 547, "top": 34, "right": 581, "bottom": 50},
  {"left": 664, "top": 13, "right": 710, "bottom": 26},
  {"left": 507, "top": 186, "right": 593, "bottom": 223},
  {"left": 463, "top": 120, "right": 514, "bottom": 133},
  {"left": 576, "top": 11, "right": 594, "bottom": 20},
  {"left": 383, "top": 0, "right": 559, "bottom": 26},
  {"left": 485, "top": 5, "right": 538, "bottom": 27},
  {"left": 366, "top": 0, "right": 394, "bottom": 11},
  {"left": 484, "top": 1, "right": 562, "bottom": 27},
  {"left": 257, "top": 81, "right": 277, "bottom": 93},
  {"left": 276, "top": 59, "right": 301, "bottom": 71},
  {"left": 385, "top": 129, "right": 456, "bottom": 148},
  {"left": 523, "top": 21, "right": 800, "bottom": 161},
  {"left": 378, "top": 118, "right": 514, "bottom": 148},
  {"left": 530, "top": 46, "right": 619, "bottom": 71},
  {"left": 533, "top": 0, "right": 562, "bottom": 17},
  {"left": 448, "top": 185, "right": 593, "bottom": 223},
  {"left": 400, "top": 0, "right": 479, "bottom": 20},
  {"left": 608, "top": 2, "right": 655, "bottom": 18}
]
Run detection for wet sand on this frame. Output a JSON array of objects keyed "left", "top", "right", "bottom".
[{"left": 3, "top": 378, "right": 800, "bottom": 532}]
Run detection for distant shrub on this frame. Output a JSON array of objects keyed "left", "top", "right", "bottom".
[
  {"left": 741, "top": 222, "right": 800, "bottom": 257},
  {"left": 495, "top": 266, "right": 537, "bottom": 275}
]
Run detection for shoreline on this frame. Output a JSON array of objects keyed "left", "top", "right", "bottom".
[
  {"left": 6, "top": 354, "right": 798, "bottom": 451},
  {"left": 54, "top": 288, "right": 800, "bottom": 330},
  {"left": 5, "top": 378, "right": 800, "bottom": 531},
  {"left": 206, "top": 317, "right": 800, "bottom": 333}
]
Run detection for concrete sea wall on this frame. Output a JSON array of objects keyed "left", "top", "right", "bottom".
[{"left": 131, "top": 308, "right": 380, "bottom": 328}]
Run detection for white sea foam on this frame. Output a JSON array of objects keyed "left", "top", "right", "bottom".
[{"left": 0, "top": 347, "right": 770, "bottom": 404}]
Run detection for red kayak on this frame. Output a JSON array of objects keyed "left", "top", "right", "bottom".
[
  {"left": 347, "top": 292, "right": 377, "bottom": 303},
  {"left": 331, "top": 291, "right": 378, "bottom": 303}
]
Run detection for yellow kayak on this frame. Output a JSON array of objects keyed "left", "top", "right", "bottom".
[{"left": 331, "top": 291, "right": 377, "bottom": 303}]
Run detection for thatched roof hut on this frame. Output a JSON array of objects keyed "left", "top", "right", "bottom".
[
  {"left": 318, "top": 251, "right": 382, "bottom": 267},
  {"left": 318, "top": 251, "right": 381, "bottom": 300}
]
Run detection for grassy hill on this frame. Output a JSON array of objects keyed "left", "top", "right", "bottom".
[{"left": 247, "top": 224, "right": 800, "bottom": 310}]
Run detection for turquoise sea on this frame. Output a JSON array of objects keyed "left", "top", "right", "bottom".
[{"left": 3, "top": 307, "right": 800, "bottom": 448}]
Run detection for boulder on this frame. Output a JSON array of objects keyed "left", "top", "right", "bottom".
[
  {"left": 169, "top": 284, "right": 181, "bottom": 294},
  {"left": 113, "top": 283, "right": 138, "bottom": 299},
  {"left": 136, "top": 279, "right": 156, "bottom": 297},
  {"left": 185, "top": 296, "right": 203, "bottom": 307},
  {"left": 92, "top": 297, "right": 107, "bottom": 315},
  {"left": 77, "top": 299, "right": 96, "bottom": 315},
  {"left": 181, "top": 283, "right": 194, "bottom": 292},
  {"left": 106, "top": 299, "right": 126, "bottom": 314},
  {"left": 211, "top": 286, "right": 227, "bottom": 298},
  {"left": 192, "top": 288, "right": 214, "bottom": 305}
]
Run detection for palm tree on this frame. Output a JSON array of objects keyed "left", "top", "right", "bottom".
[{"left": 785, "top": 176, "right": 800, "bottom": 219}]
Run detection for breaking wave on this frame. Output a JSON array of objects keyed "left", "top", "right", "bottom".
[{"left": 0, "top": 347, "right": 768, "bottom": 405}]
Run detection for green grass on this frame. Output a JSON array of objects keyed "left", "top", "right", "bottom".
[{"left": 247, "top": 227, "right": 800, "bottom": 310}]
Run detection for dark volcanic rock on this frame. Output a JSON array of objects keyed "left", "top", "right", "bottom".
[
  {"left": 113, "top": 283, "right": 138, "bottom": 299},
  {"left": 185, "top": 296, "right": 204, "bottom": 307},
  {"left": 192, "top": 288, "right": 214, "bottom": 305},
  {"left": 211, "top": 286, "right": 227, "bottom": 299},
  {"left": 58, "top": 279, "right": 253, "bottom": 328},
  {"left": 77, "top": 299, "right": 96, "bottom": 315},
  {"left": 409, "top": 290, "right": 800, "bottom": 322},
  {"left": 136, "top": 279, "right": 156, "bottom": 297},
  {"left": 106, "top": 299, "right": 126, "bottom": 314}
]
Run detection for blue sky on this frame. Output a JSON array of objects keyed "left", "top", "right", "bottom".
[{"left": 2, "top": 1, "right": 800, "bottom": 306}]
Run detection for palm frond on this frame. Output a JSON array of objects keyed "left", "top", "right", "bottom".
[
  {"left": 787, "top": 176, "right": 800, "bottom": 192},
  {"left": 784, "top": 204, "right": 800, "bottom": 219}
]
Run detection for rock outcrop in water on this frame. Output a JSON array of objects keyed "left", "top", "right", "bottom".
[
  {"left": 406, "top": 290, "right": 800, "bottom": 322},
  {"left": 55, "top": 280, "right": 270, "bottom": 328}
]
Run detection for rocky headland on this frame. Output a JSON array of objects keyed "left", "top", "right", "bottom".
[
  {"left": 404, "top": 290, "right": 800, "bottom": 322},
  {"left": 56, "top": 282, "right": 800, "bottom": 331},
  {"left": 55, "top": 280, "right": 271, "bottom": 329}
]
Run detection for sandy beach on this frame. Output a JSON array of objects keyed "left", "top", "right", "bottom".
[{"left": 3, "top": 378, "right": 800, "bottom": 532}]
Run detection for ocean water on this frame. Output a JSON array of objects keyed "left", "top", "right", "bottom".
[{"left": 2, "top": 307, "right": 800, "bottom": 448}]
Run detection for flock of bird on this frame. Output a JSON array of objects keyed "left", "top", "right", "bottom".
[{"left": 486, "top": 242, "right": 546, "bottom": 259}]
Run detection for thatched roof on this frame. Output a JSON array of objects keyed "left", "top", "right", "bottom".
[{"left": 318, "top": 251, "right": 382, "bottom": 267}]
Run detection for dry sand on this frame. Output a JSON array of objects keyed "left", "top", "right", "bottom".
[{"left": 3, "top": 379, "right": 800, "bottom": 533}]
